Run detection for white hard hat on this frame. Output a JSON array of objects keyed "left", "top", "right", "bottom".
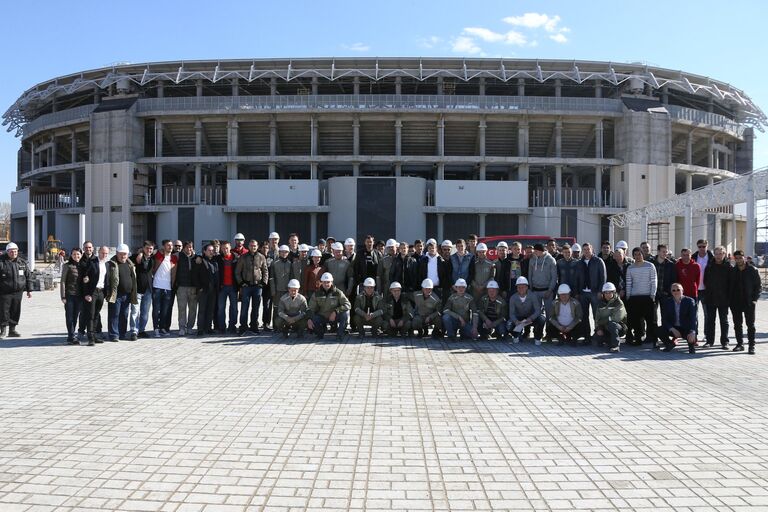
[
  {"left": 615, "top": 240, "right": 628, "bottom": 250},
  {"left": 557, "top": 284, "right": 571, "bottom": 295},
  {"left": 486, "top": 280, "right": 499, "bottom": 289},
  {"left": 116, "top": 244, "right": 130, "bottom": 254},
  {"left": 496, "top": 241, "right": 508, "bottom": 249},
  {"left": 299, "top": 244, "right": 309, "bottom": 252},
  {"left": 269, "top": 232, "right": 280, "bottom": 239},
  {"left": 476, "top": 243, "right": 488, "bottom": 251},
  {"left": 385, "top": 239, "right": 397, "bottom": 248},
  {"left": 344, "top": 238, "right": 355, "bottom": 246},
  {"left": 363, "top": 277, "right": 376, "bottom": 287},
  {"left": 310, "top": 249, "right": 322, "bottom": 258},
  {"left": 441, "top": 239, "right": 453, "bottom": 247},
  {"left": 278, "top": 245, "right": 290, "bottom": 252},
  {"left": 571, "top": 243, "right": 581, "bottom": 252},
  {"left": 234, "top": 233, "right": 245, "bottom": 241},
  {"left": 602, "top": 282, "right": 617, "bottom": 293},
  {"left": 320, "top": 272, "right": 334, "bottom": 282},
  {"left": 421, "top": 278, "right": 434, "bottom": 289},
  {"left": 454, "top": 278, "right": 467, "bottom": 288},
  {"left": 426, "top": 238, "right": 437, "bottom": 246},
  {"left": 5, "top": 242, "right": 18, "bottom": 250},
  {"left": 287, "top": 279, "right": 300, "bottom": 289},
  {"left": 516, "top": 276, "right": 529, "bottom": 286},
  {"left": 389, "top": 281, "right": 402, "bottom": 289},
  {"left": 331, "top": 242, "right": 343, "bottom": 251}
]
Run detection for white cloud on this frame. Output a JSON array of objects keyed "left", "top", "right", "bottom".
[
  {"left": 464, "top": 27, "right": 506, "bottom": 43},
  {"left": 549, "top": 33, "right": 568, "bottom": 44},
  {"left": 451, "top": 36, "right": 483, "bottom": 55},
  {"left": 418, "top": 36, "right": 443, "bottom": 49},
  {"left": 342, "top": 42, "right": 370, "bottom": 52},
  {"left": 504, "top": 30, "right": 528, "bottom": 46},
  {"left": 503, "top": 12, "right": 561, "bottom": 33}
]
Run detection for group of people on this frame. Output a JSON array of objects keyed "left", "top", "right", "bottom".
[{"left": 0, "top": 232, "right": 761, "bottom": 355}]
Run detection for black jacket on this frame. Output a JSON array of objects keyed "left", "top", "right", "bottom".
[
  {"left": 175, "top": 252, "right": 197, "bottom": 288},
  {"left": 353, "top": 249, "right": 380, "bottom": 286},
  {"left": 194, "top": 256, "right": 219, "bottom": 294},
  {"left": 651, "top": 257, "right": 677, "bottom": 300},
  {"left": 417, "top": 254, "right": 452, "bottom": 292},
  {"left": 731, "top": 264, "right": 761, "bottom": 309},
  {"left": 131, "top": 252, "right": 155, "bottom": 294},
  {"left": 702, "top": 259, "right": 732, "bottom": 307},
  {"left": 389, "top": 254, "right": 419, "bottom": 293},
  {"left": 606, "top": 258, "right": 630, "bottom": 294},
  {"left": 81, "top": 257, "right": 106, "bottom": 297},
  {"left": 0, "top": 254, "right": 31, "bottom": 294}
]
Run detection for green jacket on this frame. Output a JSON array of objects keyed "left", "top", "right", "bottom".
[
  {"left": 278, "top": 292, "right": 308, "bottom": 320},
  {"left": 308, "top": 285, "right": 351, "bottom": 318},
  {"left": 413, "top": 292, "right": 441, "bottom": 323},
  {"left": 443, "top": 293, "right": 475, "bottom": 323},
  {"left": 354, "top": 292, "right": 385, "bottom": 318},
  {"left": 270, "top": 258, "right": 293, "bottom": 296},
  {"left": 475, "top": 294, "right": 507, "bottom": 326},
  {"left": 595, "top": 296, "right": 627, "bottom": 328}
]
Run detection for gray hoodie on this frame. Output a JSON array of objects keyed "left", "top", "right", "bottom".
[{"left": 527, "top": 252, "right": 557, "bottom": 291}]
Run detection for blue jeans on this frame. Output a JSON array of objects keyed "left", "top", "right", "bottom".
[
  {"left": 217, "top": 285, "right": 239, "bottom": 331},
  {"left": 130, "top": 291, "right": 152, "bottom": 334},
  {"left": 478, "top": 321, "right": 508, "bottom": 338},
  {"left": 239, "top": 285, "right": 263, "bottom": 330},
  {"left": 152, "top": 288, "right": 173, "bottom": 331},
  {"left": 64, "top": 295, "right": 82, "bottom": 338},
  {"left": 311, "top": 311, "right": 349, "bottom": 338},
  {"left": 442, "top": 314, "right": 474, "bottom": 338},
  {"left": 108, "top": 294, "right": 131, "bottom": 340}
]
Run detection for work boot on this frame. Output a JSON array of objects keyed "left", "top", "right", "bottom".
[
  {"left": 7, "top": 328, "right": 20, "bottom": 338},
  {"left": 733, "top": 344, "right": 744, "bottom": 352},
  {"left": 749, "top": 344, "right": 756, "bottom": 355}
]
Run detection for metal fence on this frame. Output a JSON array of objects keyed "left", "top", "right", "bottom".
[
  {"left": 31, "top": 193, "right": 82, "bottom": 210},
  {"left": 141, "top": 185, "right": 225, "bottom": 205},
  {"left": 529, "top": 187, "right": 625, "bottom": 208},
  {"left": 666, "top": 105, "right": 744, "bottom": 136},
  {"left": 22, "top": 104, "right": 97, "bottom": 137}
]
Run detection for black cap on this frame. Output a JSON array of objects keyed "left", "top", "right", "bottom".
[
  {"left": 533, "top": 243, "right": 545, "bottom": 252},
  {"left": 317, "top": 238, "right": 326, "bottom": 245}
]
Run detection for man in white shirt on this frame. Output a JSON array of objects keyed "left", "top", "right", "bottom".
[{"left": 151, "top": 240, "right": 177, "bottom": 337}]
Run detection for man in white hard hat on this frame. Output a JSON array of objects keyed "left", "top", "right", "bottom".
[
  {"left": 594, "top": 282, "right": 627, "bottom": 353},
  {"left": 474, "top": 280, "right": 508, "bottom": 340},
  {"left": 105, "top": 244, "right": 138, "bottom": 342},
  {"left": 352, "top": 277, "right": 385, "bottom": 337},
  {"left": 344, "top": 238, "right": 356, "bottom": 262},
  {"left": 442, "top": 278, "right": 477, "bottom": 339},
  {"left": 0, "top": 242, "right": 31, "bottom": 339},
  {"left": 307, "top": 272, "right": 351, "bottom": 340},
  {"left": 507, "top": 276, "right": 545, "bottom": 345},
  {"left": 275, "top": 279, "right": 308, "bottom": 338},
  {"left": 547, "top": 283, "right": 585, "bottom": 345},
  {"left": 378, "top": 239, "right": 398, "bottom": 293},
  {"left": 324, "top": 242, "right": 354, "bottom": 298},
  {"left": 262, "top": 232, "right": 281, "bottom": 330},
  {"left": 471, "top": 242, "right": 496, "bottom": 301},
  {"left": 412, "top": 278, "right": 443, "bottom": 338},
  {"left": 383, "top": 281, "right": 412, "bottom": 337},
  {"left": 270, "top": 245, "right": 294, "bottom": 327},
  {"left": 232, "top": 233, "right": 248, "bottom": 256},
  {"left": 571, "top": 243, "right": 581, "bottom": 260}
]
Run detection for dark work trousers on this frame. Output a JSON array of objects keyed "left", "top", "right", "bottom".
[
  {"left": 261, "top": 291, "right": 272, "bottom": 328},
  {"left": 732, "top": 303, "right": 757, "bottom": 348},
  {"left": 197, "top": 290, "right": 217, "bottom": 335},
  {"left": 626, "top": 296, "right": 657, "bottom": 344},
  {"left": 64, "top": 295, "right": 82, "bottom": 338},
  {"left": 79, "top": 291, "right": 103, "bottom": 335},
  {"left": 84, "top": 288, "right": 105, "bottom": 339},
  {"left": 0, "top": 292, "right": 24, "bottom": 328},
  {"left": 704, "top": 301, "right": 730, "bottom": 347}
]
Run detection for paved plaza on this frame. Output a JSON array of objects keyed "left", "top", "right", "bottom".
[{"left": 0, "top": 291, "right": 767, "bottom": 512}]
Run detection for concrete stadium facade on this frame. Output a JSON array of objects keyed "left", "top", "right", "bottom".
[{"left": 5, "top": 58, "right": 764, "bottom": 254}]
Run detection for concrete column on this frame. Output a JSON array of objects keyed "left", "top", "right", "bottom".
[
  {"left": 479, "top": 163, "right": 487, "bottom": 181},
  {"left": 231, "top": 78, "right": 239, "bottom": 96},
  {"left": 554, "top": 79, "right": 562, "bottom": 97},
  {"left": 395, "top": 118, "right": 402, "bottom": 156},
  {"left": 518, "top": 120, "right": 528, "bottom": 157},
  {"left": 595, "top": 120, "right": 604, "bottom": 159},
  {"left": 70, "top": 130, "right": 77, "bottom": 163},
  {"left": 196, "top": 79, "right": 203, "bottom": 97},
  {"left": 395, "top": 76, "right": 402, "bottom": 95},
  {"left": 27, "top": 203, "right": 35, "bottom": 270},
  {"left": 661, "top": 85, "right": 669, "bottom": 104},
  {"left": 194, "top": 164, "right": 202, "bottom": 203},
  {"left": 310, "top": 213, "right": 318, "bottom": 244},
  {"left": 155, "top": 119, "right": 163, "bottom": 158},
  {"left": 595, "top": 167, "right": 603, "bottom": 207},
  {"left": 714, "top": 148, "right": 720, "bottom": 170},
  {"left": 310, "top": 116, "right": 318, "bottom": 156},
  {"left": 311, "top": 77, "right": 318, "bottom": 96},
  {"left": 93, "top": 85, "right": 101, "bottom": 104},
  {"left": 195, "top": 119, "right": 203, "bottom": 156},
  {"left": 685, "top": 173, "right": 693, "bottom": 192},
  {"left": 517, "top": 78, "right": 525, "bottom": 96},
  {"left": 686, "top": 132, "right": 693, "bottom": 165},
  {"left": 79, "top": 213, "right": 86, "bottom": 248},
  {"left": 353, "top": 76, "right": 360, "bottom": 96},
  {"left": 518, "top": 164, "right": 529, "bottom": 181},
  {"left": 641, "top": 214, "right": 648, "bottom": 243},
  {"left": 352, "top": 163, "right": 360, "bottom": 177},
  {"left": 50, "top": 136, "right": 57, "bottom": 167},
  {"left": 707, "top": 136, "right": 714, "bottom": 168},
  {"left": 478, "top": 117, "right": 486, "bottom": 157},
  {"left": 51, "top": 173, "right": 58, "bottom": 188},
  {"left": 437, "top": 163, "right": 445, "bottom": 181},
  {"left": 594, "top": 80, "right": 602, "bottom": 98},
  {"left": 707, "top": 175, "right": 714, "bottom": 187},
  {"left": 268, "top": 163, "right": 276, "bottom": 180},
  {"left": 746, "top": 175, "right": 756, "bottom": 256},
  {"left": 268, "top": 212, "right": 276, "bottom": 234},
  {"left": 478, "top": 213, "right": 486, "bottom": 237},
  {"left": 436, "top": 214, "right": 444, "bottom": 243},
  {"left": 436, "top": 76, "right": 443, "bottom": 95},
  {"left": 353, "top": 116, "right": 360, "bottom": 156},
  {"left": 310, "top": 163, "right": 318, "bottom": 180},
  {"left": 157, "top": 80, "right": 164, "bottom": 98},
  {"left": 684, "top": 204, "right": 693, "bottom": 251},
  {"left": 555, "top": 119, "right": 562, "bottom": 157},
  {"left": 70, "top": 171, "right": 77, "bottom": 206},
  {"left": 555, "top": 165, "right": 563, "bottom": 206},
  {"left": 478, "top": 77, "right": 485, "bottom": 96},
  {"left": 156, "top": 165, "right": 163, "bottom": 205},
  {"left": 117, "top": 222, "right": 124, "bottom": 247},
  {"left": 227, "top": 118, "right": 238, "bottom": 157},
  {"left": 731, "top": 215, "right": 738, "bottom": 253},
  {"left": 270, "top": 77, "right": 277, "bottom": 95},
  {"left": 608, "top": 221, "right": 615, "bottom": 248},
  {"left": 269, "top": 117, "right": 277, "bottom": 156},
  {"left": 437, "top": 116, "right": 444, "bottom": 156},
  {"left": 394, "top": 163, "right": 402, "bottom": 177}
]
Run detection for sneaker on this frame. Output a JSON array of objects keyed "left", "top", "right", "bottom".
[
  {"left": 161, "top": 329, "right": 171, "bottom": 337},
  {"left": 610, "top": 346, "right": 620, "bottom": 352},
  {"left": 138, "top": 331, "right": 149, "bottom": 339},
  {"left": 130, "top": 333, "right": 138, "bottom": 341},
  {"left": 178, "top": 328, "right": 186, "bottom": 336},
  {"left": 733, "top": 344, "right": 745, "bottom": 352},
  {"left": 153, "top": 329, "right": 161, "bottom": 338},
  {"left": 7, "top": 329, "right": 20, "bottom": 338},
  {"left": 748, "top": 346, "right": 756, "bottom": 355},
  {"left": 534, "top": 339, "right": 541, "bottom": 346}
]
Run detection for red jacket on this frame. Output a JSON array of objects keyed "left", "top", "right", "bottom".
[
  {"left": 675, "top": 259, "right": 701, "bottom": 299},
  {"left": 303, "top": 263, "right": 323, "bottom": 296}
]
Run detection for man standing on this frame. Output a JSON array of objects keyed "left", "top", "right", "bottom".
[
  {"left": 0, "top": 242, "right": 31, "bottom": 338},
  {"left": 470, "top": 243, "right": 495, "bottom": 301},
  {"left": 175, "top": 241, "right": 198, "bottom": 336},
  {"left": 270, "top": 245, "right": 294, "bottom": 324},
  {"left": 232, "top": 233, "right": 248, "bottom": 257},
  {"left": 493, "top": 242, "right": 511, "bottom": 299},
  {"left": 105, "top": 244, "right": 137, "bottom": 342},
  {"left": 579, "top": 242, "right": 606, "bottom": 344},
  {"left": 353, "top": 235, "right": 380, "bottom": 294},
  {"left": 652, "top": 244, "right": 677, "bottom": 315},
  {"left": 236, "top": 239, "right": 269, "bottom": 335},
  {"left": 702, "top": 246, "right": 732, "bottom": 349},
  {"left": 606, "top": 248, "right": 629, "bottom": 298},
  {"left": 193, "top": 244, "right": 219, "bottom": 337},
  {"left": 556, "top": 244, "right": 583, "bottom": 301},
  {"left": 730, "top": 250, "right": 761, "bottom": 354},
  {"left": 389, "top": 242, "right": 419, "bottom": 296},
  {"left": 450, "top": 239, "right": 474, "bottom": 285},
  {"left": 693, "top": 239, "right": 714, "bottom": 339},
  {"left": 77, "top": 241, "right": 97, "bottom": 338},
  {"left": 262, "top": 232, "right": 280, "bottom": 330},
  {"left": 417, "top": 239, "right": 451, "bottom": 302},
  {"left": 625, "top": 247, "right": 658, "bottom": 346},
  {"left": 507, "top": 242, "right": 525, "bottom": 290},
  {"left": 152, "top": 240, "right": 177, "bottom": 337},
  {"left": 675, "top": 248, "right": 701, "bottom": 306},
  {"left": 324, "top": 242, "right": 354, "bottom": 298},
  {"left": 377, "top": 239, "right": 398, "bottom": 292},
  {"left": 527, "top": 243, "right": 558, "bottom": 316},
  {"left": 215, "top": 241, "right": 239, "bottom": 334},
  {"left": 130, "top": 241, "right": 155, "bottom": 339},
  {"left": 81, "top": 246, "right": 110, "bottom": 345}
]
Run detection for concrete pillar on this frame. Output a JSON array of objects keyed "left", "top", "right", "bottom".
[
  {"left": 231, "top": 78, "right": 239, "bottom": 96},
  {"left": 79, "top": 213, "right": 86, "bottom": 248},
  {"left": 555, "top": 166, "right": 563, "bottom": 206},
  {"left": 594, "top": 80, "right": 602, "bottom": 98},
  {"left": 196, "top": 79, "right": 203, "bottom": 97},
  {"left": 157, "top": 80, "right": 164, "bottom": 98},
  {"left": 310, "top": 116, "right": 318, "bottom": 156},
  {"left": 117, "top": 222, "right": 124, "bottom": 247},
  {"left": 555, "top": 120, "right": 562, "bottom": 157},
  {"left": 353, "top": 76, "right": 360, "bottom": 96},
  {"left": 595, "top": 120, "right": 604, "bottom": 159},
  {"left": 732, "top": 215, "right": 738, "bottom": 253},
  {"left": 554, "top": 79, "right": 562, "bottom": 97},
  {"left": 641, "top": 214, "right": 648, "bottom": 243},
  {"left": 595, "top": 167, "right": 603, "bottom": 207},
  {"left": 517, "top": 78, "right": 525, "bottom": 96},
  {"left": 269, "top": 117, "right": 277, "bottom": 156},
  {"left": 608, "top": 221, "right": 615, "bottom": 248},
  {"left": 156, "top": 165, "right": 163, "bottom": 205},
  {"left": 394, "top": 163, "right": 402, "bottom": 177},
  {"left": 518, "top": 120, "right": 528, "bottom": 157},
  {"left": 194, "top": 164, "right": 202, "bottom": 203},
  {"left": 437, "top": 163, "right": 445, "bottom": 181},
  {"left": 395, "top": 76, "right": 402, "bottom": 95},
  {"left": 685, "top": 173, "right": 693, "bottom": 192},
  {"left": 707, "top": 175, "right": 714, "bottom": 187},
  {"left": 310, "top": 213, "right": 318, "bottom": 244},
  {"left": 436, "top": 76, "right": 443, "bottom": 95},
  {"left": 70, "top": 171, "right": 77, "bottom": 206},
  {"left": 684, "top": 204, "right": 693, "bottom": 251},
  {"left": 437, "top": 116, "right": 444, "bottom": 156},
  {"left": 155, "top": 119, "right": 163, "bottom": 158},
  {"left": 707, "top": 136, "right": 714, "bottom": 168},
  {"left": 27, "top": 203, "right": 35, "bottom": 270},
  {"left": 311, "top": 77, "right": 318, "bottom": 96},
  {"left": 479, "top": 77, "right": 485, "bottom": 96},
  {"left": 227, "top": 118, "right": 238, "bottom": 157},
  {"left": 436, "top": 213, "right": 444, "bottom": 242},
  {"left": 268, "top": 163, "right": 276, "bottom": 180},
  {"left": 687, "top": 132, "right": 693, "bottom": 165},
  {"left": 714, "top": 148, "right": 720, "bottom": 170},
  {"left": 661, "top": 85, "right": 669, "bottom": 104},
  {"left": 479, "top": 163, "right": 487, "bottom": 181},
  {"left": 270, "top": 77, "right": 277, "bottom": 96},
  {"left": 93, "top": 85, "right": 101, "bottom": 104},
  {"left": 50, "top": 173, "right": 58, "bottom": 188},
  {"left": 352, "top": 163, "right": 360, "bottom": 177},
  {"left": 746, "top": 175, "right": 756, "bottom": 256},
  {"left": 268, "top": 212, "right": 276, "bottom": 234},
  {"left": 395, "top": 118, "right": 402, "bottom": 156},
  {"left": 478, "top": 213, "right": 486, "bottom": 237},
  {"left": 195, "top": 119, "right": 203, "bottom": 156},
  {"left": 70, "top": 130, "right": 77, "bottom": 163},
  {"left": 478, "top": 117, "right": 486, "bottom": 157},
  {"left": 353, "top": 116, "right": 360, "bottom": 156},
  {"left": 49, "top": 136, "right": 57, "bottom": 167},
  {"left": 30, "top": 140, "right": 35, "bottom": 171},
  {"left": 518, "top": 164, "right": 529, "bottom": 181},
  {"left": 310, "top": 163, "right": 318, "bottom": 180}
]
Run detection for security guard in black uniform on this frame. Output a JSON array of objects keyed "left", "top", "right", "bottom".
[{"left": 0, "top": 242, "right": 32, "bottom": 338}]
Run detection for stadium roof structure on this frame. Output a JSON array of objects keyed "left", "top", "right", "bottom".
[{"left": 4, "top": 58, "right": 767, "bottom": 136}]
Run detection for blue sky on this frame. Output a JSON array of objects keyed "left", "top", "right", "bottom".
[{"left": 2, "top": 0, "right": 768, "bottom": 201}]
